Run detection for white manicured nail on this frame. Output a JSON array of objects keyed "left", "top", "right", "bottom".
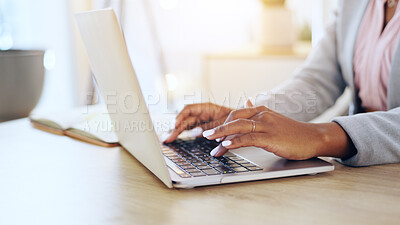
[
  {"left": 216, "top": 138, "right": 221, "bottom": 142},
  {"left": 210, "top": 147, "right": 219, "bottom": 156},
  {"left": 221, "top": 140, "right": 232, "bottom": 147},
  {"left": 190, "top": 127, "right": 203, "bottom": 137},
  {"left": 202, "top": 129, "right": 215, "bottom": 137}
]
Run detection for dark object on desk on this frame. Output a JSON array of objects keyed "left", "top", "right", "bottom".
[{"left": 0, "top": 50, "right": 45, "bottom": 122}]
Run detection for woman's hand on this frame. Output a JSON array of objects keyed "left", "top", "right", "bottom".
[
  {"left": 202, "top": 105, "right": 356, "bottom": 160},
  {"left": 162, "top": 103, "right": 233, "bottom": 143}
]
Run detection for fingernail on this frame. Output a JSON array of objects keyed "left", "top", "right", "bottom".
[
  {"left": 210, "top": 147, "right": 219, "bottom": 156},
  {"left": 190, "top": 127, "right": 203, "bottom": 137},
  {"left": 216, "top": 138, "right": 221, "bottom": 142},
  {"left": 221, "top": 140, "right": 232, "bottom": 147},
  {"left": 202, "top": 129, "right": 215, "bottom": 137}
]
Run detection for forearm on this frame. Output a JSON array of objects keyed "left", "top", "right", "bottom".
[{"left": 314, "top": 122, "right": 357, "bottom": 159}]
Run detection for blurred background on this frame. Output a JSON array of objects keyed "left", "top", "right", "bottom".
[{"left": 0, "top": 0, "right": 347, "bottom": 122}]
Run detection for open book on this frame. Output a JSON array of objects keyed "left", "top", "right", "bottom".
[{"left": 30, "top": 105, "right": 119, "bottom": 147}]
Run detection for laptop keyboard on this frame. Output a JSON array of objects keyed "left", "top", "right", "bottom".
[{"left": 162, "top": 138, "right": 263, "bottom": 178}]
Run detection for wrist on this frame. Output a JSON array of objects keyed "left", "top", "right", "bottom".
[{"left": 314, "top": 122, "right": 357, "bottom": 159}]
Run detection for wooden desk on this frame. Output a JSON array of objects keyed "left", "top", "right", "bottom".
[{"left": 0, "top": 119, "right": 399, "bottom": 225}]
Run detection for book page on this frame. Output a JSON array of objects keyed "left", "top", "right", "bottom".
[
  {"left": 70, "top": 113, "right": 118, "bottom": 143},
  {"left": 29, "top": 105, "right": 109, "bottom": 130}
]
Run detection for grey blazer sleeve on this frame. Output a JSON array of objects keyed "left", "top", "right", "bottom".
[
  {"left": 333, "top": 108, "right": 400, "bottom": 166},
  {"left": 255, "top": 9, "right": 347, "bottom": 122},
  {"left": 253, "top": 3, "right": 400, "bottom": 167}
]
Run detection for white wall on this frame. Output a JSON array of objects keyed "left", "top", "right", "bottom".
[{"left": 1, "top": 0, "right": 341, "bottom": 114}]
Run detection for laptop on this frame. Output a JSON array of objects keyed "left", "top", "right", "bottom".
[{"left": 75, "top": 8, "right": 334, "bottom": 189}]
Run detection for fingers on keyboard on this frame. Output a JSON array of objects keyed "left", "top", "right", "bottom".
[{"left": 163, "top": 138, "right": 263, "bottom": 178}]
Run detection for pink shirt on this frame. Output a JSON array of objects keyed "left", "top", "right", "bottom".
[{"left": 354, "top": 0, "right": 400, "bottom": 111}]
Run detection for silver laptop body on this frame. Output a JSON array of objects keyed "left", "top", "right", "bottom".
[{"left": 75, "top": 8, "right": 334, "bottom": 189}]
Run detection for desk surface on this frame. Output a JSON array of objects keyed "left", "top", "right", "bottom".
[{"left": 0, "top": 119, "right": 399, "bottom": 225}]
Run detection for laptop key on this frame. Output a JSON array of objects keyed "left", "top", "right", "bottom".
[
  {"left": 233, "top": 167, "right": 250, "bottom": 172},
  {"left": 168, "top": 156, "right": 180, "bottom": 160},
  {"left": 213, "top": 166, "right": 235, "bottom": 174},
  {"left": 173, "top": 158, "right": 185, "bottom": 163},
  {"left": 227, "top": 163, "right": 241, "bottom": 168},
  {"left": 191, "top": 172, "right": 206, "bottom": 177},
  {"left": 180, "top": 165, "right": 195, "bottom": 169},
  {"left": 202, "top": 169, "right": 221, "bottom": 175},
  {"left": 179, "top": 173, "right": 192, "bottom": 178},
  {"left": 234, "top": 160, "right": 249, "bottom": 164},
  {"left": 239, "top": 163, "right": 254, "bottom": 167},
  {"left": 193, "top": 162, "right": 206, "bottom": 167},
  {"left": 246, "top": 166, "right": 263, "bottom": 171},
  {"left": 177, "top": 161, "right": 190, "bottom": 166},
  {"left": 197, "top": 165, "right": 212, "bottom": 170},
  {"left": 185, "top": 168, "right": 200, "bottom": 173},
  {"left": 225, "top": 159, "right": 237, "bottom": 164},
  {"left": 168, "top": 165, "right": 191, "bottom": 178},
  {"left": 227, "top": 156, "right": 242, "bottom": 161}
]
